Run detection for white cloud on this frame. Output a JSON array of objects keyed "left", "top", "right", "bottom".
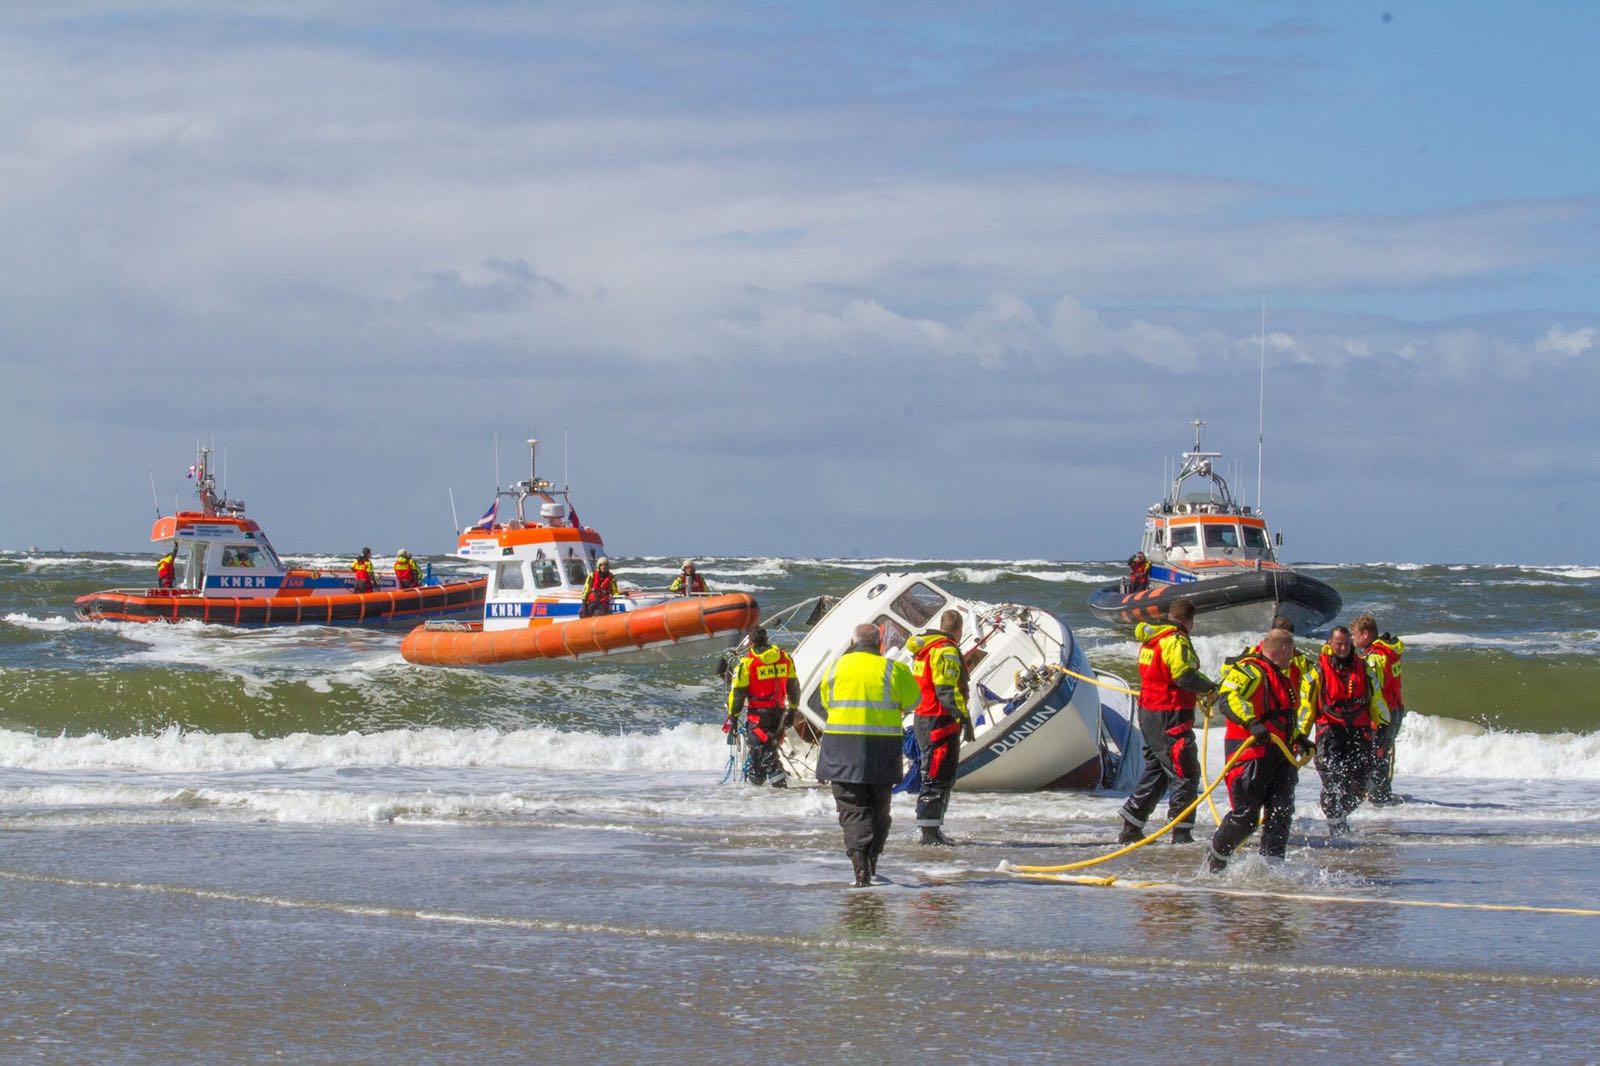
[{"left": 1535, "top": 325, "right": 1598, "bottom": 360}]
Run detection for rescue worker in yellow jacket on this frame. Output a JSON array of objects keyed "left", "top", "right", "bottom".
[
  {"left": 725, "top": 626, "right": 800, "bottom": 788},
  {"left": 580, "top": 557, "right": 618, "bottom": 617},
  {"left": 904, "top": 610, "right": 974, "bottom": 846},
  {"left": 350, "top": 547, "right": 377, "bottom": 593},
  {"left": 156, "top": 545, "right": 177, "bottom": 589},
  {"left": 1353, "top": 614, "right": 1405, "bottom": 803},
  {"left": 816, "top": 623, "right": 921, "bottom": 887},
  {"left": 1206, "top": 629, "right": 1314, "bottom": 873},
  {"left": 393, "top": 549, "right": 422, "bottom": 590},
  {"left": 670, "top": 560, "right": 709, "bottom": 595},
  {"left": 1117, "top": 599, "right": 1217, "bottom": 845},
  {"left": 1305, "top": 625, "right": 1382, "bottom": 833}
]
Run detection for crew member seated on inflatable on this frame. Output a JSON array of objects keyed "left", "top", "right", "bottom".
[
  {"left": 156, "top": 545, "right": 177, "bottom": 589},
  {"left": 1126, "top": 551, "right": 1151, "bottom": 592},
  {"left": 394, "top": 549, "right": 422, "bottom": 590},
  {"left": 351, "top": 547, "right": 377, "bottom": 593},
  {"left": 670, "top": 559, "right": 708, "bottom": 595},
  {"left": 725, "top": 626, "right": 800, "bottom": 788},
  {"left": 579, "top": 556, "right": 618, "bottom": 617}
]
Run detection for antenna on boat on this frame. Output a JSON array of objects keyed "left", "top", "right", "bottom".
[
  {"left": 447, "top": 486, "right": 460, "bottom": 535},
  {"left": 493, "top": 432, "right": 501, "bottom": 492},
  {"left": 563, "top": 430, "right": 569, "bottom": 491},
  {"left": 148, "top": 471, "right": 161, "bottom": 518},
  {"left": 1256, "top": 297, "right": 1266, "bottom": 513}
]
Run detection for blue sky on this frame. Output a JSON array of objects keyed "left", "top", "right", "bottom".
[{"left": 1, "top": 2, "right": 1596, "bottom": 563}]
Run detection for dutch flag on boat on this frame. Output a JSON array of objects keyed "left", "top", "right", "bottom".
[{"left": 470, "top": 500, "right": 497, "bottom": 531}]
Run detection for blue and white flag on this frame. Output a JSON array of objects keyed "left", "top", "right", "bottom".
[{"left": 470, "top": 500, "right": 497, "bottom": 531}]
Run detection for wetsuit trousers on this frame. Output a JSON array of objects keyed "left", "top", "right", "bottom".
[
  {"left": 831, "top": 781, "right": 894, "bottom": 866},
  {"left": 1315, "top": 722, "right": 1374, "bottom": 820},
  {"left": 1119, "top": 707, "right": 1200, "bottom": 834},
  {"left": 1209, "top": 754, "right": 1299, "bottom": 862},
  {"left": 743, "top": 708, "right": 787, "bottom": 788},
  {"left": 913, "top": 715, "right": 961, "bottom": 828},
  {"left": 1369, "top": 707, "right": 1405, "bottom": 801}
]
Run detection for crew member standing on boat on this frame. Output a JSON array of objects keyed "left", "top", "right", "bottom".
[
  {"left": 1206, "top": 630, "right": 1313, "bottom": 873},
  {"left": 156, "top": 545, "right": 177, "bottom": 590},
  {"left": 580, "top": 557, "right": 618, "bottom": 617},
  {"left": 670, "top": 560, "right": 708, "bottom": 595},
  {"left": 1127, "top": 552, "right": 1151, "bottom": 592},
  {"left": 725, "top": 626, "right": 800, "bottom": 788},
  {"left": 393, "top": 549, "right": 422, "bottom": 590},
  {"left": 1353, "top": 614, "right": 1405, "bottom": 804},
  {"left": 1117, "top": 598, "right": 1217, "bottom": 845},
  {"left": 351, "top": 547, "right": 377, "bottom": 593},
  {"left": 1307, "top": 625, "right": 1379, "bottom": 833},
  {"left": 905, "top": 610, "right": 974, "bottom": 846},
  {"left": 817, "top": 623, "right": 921, "bottom": 887}
]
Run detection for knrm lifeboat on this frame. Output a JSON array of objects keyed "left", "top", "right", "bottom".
[
  {"left": 74, "top": 447, "right": 487, "bottom": 625},
  {"left": 1087, "top": 420, "right": 1341, "bottom": 635},
  {"left": 400, "top": 440, "right": 758, "bottom": 666}
]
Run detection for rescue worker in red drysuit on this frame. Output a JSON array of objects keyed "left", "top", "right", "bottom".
[
  {"left": 1206, "top": 629, "right": 1313, "bottom": 873},
  {"left": 580, "top": 557, "right": 618, "bottom": 617},
  {"left": 156, "top": 545, "right": 177, "bottom": 589},
  {"left": 350, "top": 547, "right": 377, "bottom": 593},
  {"left": 904, "top": 609, "right": 974, "bottom": 846},
  {"left": 393, "top": 549, "right": 422, "bottom": 590},
  {"left": 1127, "top": 552, "right": 1152, "bottom": 592},
  {"left": 1306, "top": 625, "right": 1380, "bottom": 834},
  {"left": 1117, "top": 598, "right": 1218, "bottom": 845},
  {"left": 725, "top": 626, "right": 800, "bottom": 788},
  {"left": 1353, "top": 614, "right": 1405, "bottom": 804},
  {"left": 669, "top": 560, "right": 708, "bottom": 595}
]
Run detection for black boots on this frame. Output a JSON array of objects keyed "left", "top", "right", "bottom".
[
  {"left": 849, "top": 851, "right": 872, "bottom": 888},
  {"left": 1117, "top": 821, "right": 1144, "bottom": 845},
  {"left": 919, "top": 827, "right": 952, "bottom": 846},
  {"left": 1169, "top": 827, "right": 1195, "bottom": 845}
]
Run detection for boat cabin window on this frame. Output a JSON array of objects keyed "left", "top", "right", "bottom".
[
  {"left": 534, "top": 554, "right": 561, "bottom": 589},
  {"left": 1168, "top": 527, "right": 1198, "bottom": 550},
  {"left": 565, "top": 553, "right": 588, "bottom": 586},
  {"left": 890, "top": 583, "right": 946, "bottom": 628},
  {"left": 496, "top": 561, "right": 526, "bottom": 591},
  {"left": 220, "top": 545, "right": 268, "bottom": 569},
  {"left": 1241, "top": 526, "right": 1270, "bottom": 552},
  {"left": 1203, "top": 525, "right": 1239, "bottom": 549},
  {"left": 873, "top": 615, "right": 910, "bottom": 654}
]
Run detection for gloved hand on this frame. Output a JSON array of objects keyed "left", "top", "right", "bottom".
[
  {"left": 962, "top": 717, "right": 976, "bottom": 743},
  {"left": 1291, "top": 737, "right": 1312, "bottom": 761},
  {"left": 722, "top": 717, "right": 737, "bottom": 744},
  {"left": 1247, "top": 721, "right": 1270, "bottom": 744}
]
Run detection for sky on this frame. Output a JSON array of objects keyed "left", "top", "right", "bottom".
[{"left": 1, "top": 2, "right": 1596, "bottom": 564}]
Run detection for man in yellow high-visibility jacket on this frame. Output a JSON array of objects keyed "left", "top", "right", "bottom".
[{"left": 816, "top": 622, "right": 920, "bottom": 887}]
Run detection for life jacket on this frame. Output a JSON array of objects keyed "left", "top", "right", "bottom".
[
  {"left": 673, "top": 572, "right": 707, "bottom": 594},
  {"left": 394, "top": 557, "right": 421, "bottom": 587},
  {"left": 1137, "top": 623, "right": 1197, "bottom": 712},
  {"left": 157, "top": 554, "right": 176, "bottom": 587},
  {"left": 1221, "top": 653, "right": 1297, "bottom": 764},
  {"left": 1128, "top": 558, "right": 1151, "bottom": 590},
  {"left": 351, "top": 558, "right": 375, "bottom": 589},
  {"left": 907, "top": 632, "right": 967, "bottom": 720},
  {"left": 738, "top": 644, "right": 795, "bottom": 711},
  {"left": 1314, "top": 650, "right": 1372, "bottom": 729},
  {"left": 1251, "top": 640, "right": 1305, "bottom": 698},
  {"left": 1364, "top": 635, "right": 1404, "bottom": 712},
  {"left": 583, "top": 570, "right": 616, "bottom": 607}
]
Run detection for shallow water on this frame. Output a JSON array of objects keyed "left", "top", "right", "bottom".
[{"left": 2, "top": 551, "right": 1598, "bottom": 1059}]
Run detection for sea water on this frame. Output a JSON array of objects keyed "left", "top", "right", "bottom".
[{"left": 3, "top": 552, "right": 1598, "bottom": 1062}]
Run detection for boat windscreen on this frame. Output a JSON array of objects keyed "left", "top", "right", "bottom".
[
  {"left": 1203, "top": 525, "right": 1240, "bottom": 549},
  {"left": 890, "top": 583, "right": 946, "bottom": 628},
  {"left": 1168, "top": 527, "right": 1198, "bottom": 549},
  {"left": 874, "top": 615, "right": 910, "bottom": 653},
  {"left": 1242, "top": 526, "right": 1270, "bottom": 551}
]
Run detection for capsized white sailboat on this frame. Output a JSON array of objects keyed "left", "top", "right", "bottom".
[{"left": 727, "top": 572, "right": 1138, "bottom": 792}]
